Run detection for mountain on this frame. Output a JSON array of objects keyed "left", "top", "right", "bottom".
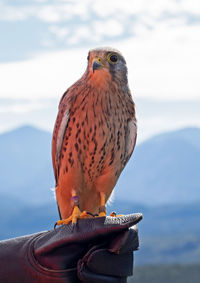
[
  {"left": 114, "top": 127, "right": 200, "bottom": 205},
  {"left": 109, "top": 200, "right": 200, "bottom": 265},
  {"left": 1, "top": 125, "right": 200, "bottom": 206},
  {"left": 128, "top": 264, "right": 200, "bottom": 283},
  {"left": 0, "top": 192, "right": 58, "bottom": 240},
  {"left": 0, "top": 125, "right": 54, "bottom": 205}
]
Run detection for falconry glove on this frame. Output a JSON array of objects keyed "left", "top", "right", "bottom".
[{"left": 0, "top": 213, "right": 142, "bottom": 283}]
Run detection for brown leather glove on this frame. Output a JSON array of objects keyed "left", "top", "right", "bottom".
[{"left": 0, "top": 213, "right": 142, "bottom": 283}]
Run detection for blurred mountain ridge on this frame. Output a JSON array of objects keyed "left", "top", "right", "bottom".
[
  {"left": 0, "top": 125, "right": 54, "bottom": 204},
  {"left": 1, "top": 125, "right": 200, "bottom": 205},
  {"left": 114, "top": 126, "right": 200, "bottom": 205}
]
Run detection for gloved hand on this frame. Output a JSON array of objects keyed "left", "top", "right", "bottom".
[{"left": 0, "top": 213, "right": 142, "bottom": 283}]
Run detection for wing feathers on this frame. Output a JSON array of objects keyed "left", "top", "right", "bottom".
[
  {"left": 124, "top": 119, "right": 137, "bottom": 165},
  {"left": 56, "top": 108, "right": 70, "bottom": 162}
]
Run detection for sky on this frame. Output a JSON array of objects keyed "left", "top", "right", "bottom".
[{"left": 0, "top": 0, "right": 200, "bottom": 141}]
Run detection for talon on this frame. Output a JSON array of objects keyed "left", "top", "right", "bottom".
[
  {"left": 99, "top": 211, "right": 106, "bottom": 217},
  {"left": 80, "top": 211, "right": 88, "bottom": 218},
  {"left": 55, "top": 215, "right": 73, "bottom": 227},
  {"left": 86, "top": 211, "right": 98, "bottom": 217},
  {"left": 71, "top": 205, "right": 81, "bottom": 224},
  {"left": 99, "top": 205, "right": 106, "bottom": 216},
  {"left": 110, "top": 212, "right": 123, "bottom": 217},
  {"left": 71, "top": 223, "right": 76, "bottom": 232},
  {"left": 110, "top": 211, "right": 116, "bottom": 217},
  {"left": 55, "top": 191, "right": 92, "bottom": 227},
  {"left": 55, "top": 207, "right": 91, "bottom": 227}
]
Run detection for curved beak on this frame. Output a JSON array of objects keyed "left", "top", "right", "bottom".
[{"left": 92, "top": 57, "right": 104, "bottom": 73}]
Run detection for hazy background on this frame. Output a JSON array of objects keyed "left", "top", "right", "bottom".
[
  {"left": 0, "top": 0, "right": 200, "bottom": 281},
  {"left": 0, "top": 0, "right": 200, "bottom": 140}
]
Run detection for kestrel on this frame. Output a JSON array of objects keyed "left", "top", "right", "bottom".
[{"left": 52, "top": 47, "right": 137, "bottom": 225}]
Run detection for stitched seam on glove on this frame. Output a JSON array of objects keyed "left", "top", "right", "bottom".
[{"left": 27, "top": 234, "right": 78, "bottom": 278}]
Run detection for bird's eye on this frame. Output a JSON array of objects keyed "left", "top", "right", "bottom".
[{"left": 107, "top": 53, "right": 118, "bottom": 64}]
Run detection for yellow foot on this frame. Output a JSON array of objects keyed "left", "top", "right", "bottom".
[
  {"left": 99, "top": 211, "right": 106, "bottom": 217},
  {"left": 56, "top": 206, "right": 89, "bottom": 227},
  {"left": 110, "top": 212, "right": 123, "bottom": 217}
]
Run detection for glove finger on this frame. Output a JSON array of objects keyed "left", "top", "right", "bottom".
[
  {"left": 78, "top": 263, "right": 127, "bottom": 283},
  {"left": 84, "top": 249, "right": 134, "bottom": 277},
  {"left": 108, "top": 226, "right": 139, "bottom": 254}
]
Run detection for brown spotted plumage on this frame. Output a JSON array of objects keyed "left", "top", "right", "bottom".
[{"left": 52, "top": 47, "right": 137, "bottom": 222}]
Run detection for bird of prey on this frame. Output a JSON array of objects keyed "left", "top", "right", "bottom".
[{"left": 52, "top": 47, "right": 137, "bottom": 225}]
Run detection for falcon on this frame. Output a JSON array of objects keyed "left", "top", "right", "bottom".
[{"left": 52, "top": 47, "right": 137, "bottom": 225}]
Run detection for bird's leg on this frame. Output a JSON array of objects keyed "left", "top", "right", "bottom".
[
  {"left": 56, "top": 190, "right": 88, "bottom": 226},
  {"left": 98, "top": 192, "right": 107, "bottom": 217},
  {"left": 97, "top": 193, "right": 122, "bottom": 217}
]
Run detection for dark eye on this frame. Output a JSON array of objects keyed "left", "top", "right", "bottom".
[{"left": 107, "top": 53, "right": 118, "bottom": 64}]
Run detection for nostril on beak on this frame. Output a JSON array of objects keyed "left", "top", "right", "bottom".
[{"left": 92, "top": 58, "right": 103, "bottom": 73}]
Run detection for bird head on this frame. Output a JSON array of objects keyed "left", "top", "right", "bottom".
[{"left": 87, "top": 47, "right": 128, "bottom": 86}]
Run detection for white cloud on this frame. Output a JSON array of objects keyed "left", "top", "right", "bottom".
[
  {"left": 34, "top": 0, "right": 48, "bottom": 3},
  {"left": 0, "top": 4, "right": 33, "bottom": 21},
  {"left": 0, "top": 0, "right": 199, "bottom": 102},
  {"left": 34, "top": 1, "right": 91, "bottom": 23},
  {"left": 49, "top": 26, "right": 69, "bottom": 40},
  {"left": 0, "top": 0, "right": 200, "bottom": 137},
  {"left": 93, "top": 20, "right": 124, "bottom": 37},
  {"left": 1, "top": 0, "right": 200, "bottom": 54},
  {"left": 67, "top": 26, "right": 91, "bottom": 45},
  {"left": 119, "top": 23, "right": 200, "bottom": 100},
  {"left": 0, "top": 2, "right": 89, "bottom": 23},
  {"left": 1, "top": 0, "right": 200, "bottom": 24},
  {"left": 0, "top": 21, "right": 199, "bottom": 102},
  {"left": 181, "top": 0, "right": 200, "bottom": 15},
  {"left": 0, "top": 48, "right": 87, "bottom": 99},
  {"left": 0, "top": 101, "right": 45, "bottom": 113},
  {"left": 36, "top": 5, "right": 68, "bottom": 23}
]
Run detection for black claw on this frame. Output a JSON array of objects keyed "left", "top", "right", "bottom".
[
  {"left": 54, "top": 222, "right": 58, "bottom": 229},
  {"left": 71, "top": 222, "right": 77, "bottom": 232},
  {"left": 86, "top": 211, "right": 97, "bottom": 217}
]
